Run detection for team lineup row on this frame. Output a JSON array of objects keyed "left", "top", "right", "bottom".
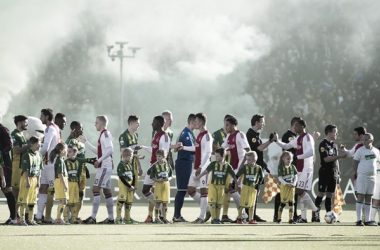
[{"left": 0, "top": 110, "right": 379, "bottom": 226}]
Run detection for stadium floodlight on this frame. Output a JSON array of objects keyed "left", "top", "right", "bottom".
[
  {"left": 129, "top": 47, "right": 141, "bottom": 55},
  {"left": 107, "top": 41, "right": 141, "bottom": 130}
]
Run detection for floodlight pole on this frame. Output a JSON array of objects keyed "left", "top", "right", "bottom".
[{"left": 107, "top": 42, "right": 141, "bottom": 131}]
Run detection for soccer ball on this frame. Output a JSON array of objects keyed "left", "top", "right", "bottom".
[{"left": 324, "top": 211, "right": 338, "bottom": 224}]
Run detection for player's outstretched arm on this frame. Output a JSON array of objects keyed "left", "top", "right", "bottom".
[
  {"left": 140, "top": 145, "right": 152, "bottom": 153},
  {"left": 195, "top": 169, "right": 208, "bottom": 180},
  {"left": 273, "top": 132, "right": 295, "bottom": 150},
  {"left": 79, "top": 135, "right": 97, "bottom": 154}
]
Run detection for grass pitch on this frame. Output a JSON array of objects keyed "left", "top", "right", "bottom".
[{"left": 0, "top": 203, "right": 378, "bottom": 250}]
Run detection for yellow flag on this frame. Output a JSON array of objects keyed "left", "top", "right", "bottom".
[
  {"left": 262, "top": 174, "right": 280, "bottom": 203},
  {"left": 333, "top": 184, "right": 345, "bottom": 215}
]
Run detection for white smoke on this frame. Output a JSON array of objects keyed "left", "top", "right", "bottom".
[
  {"left": 0, "top": 0, "right": 271, "bottom": 149},
  {"left": 0, "top": 0, "right": 85, "bottom": 113}
]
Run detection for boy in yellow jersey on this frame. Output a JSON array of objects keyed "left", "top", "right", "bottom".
[
  {"left": 235, "top": 151, "right": 263, "bottom": 225},
  {"left": 49, "top": 143, "right": 69, "bottom": 225},
  {"left": 277, "top": 151, "right": 298, "bottom": 224},
  {"left": 195, "top": 147, "right": 237, "bottom": 224},
  {"left": 119, "top": 115, "right": 143, "bottom": 187},
  {"left": 212, "top": 114, "right": 234, "bottom": 223},
  {"left": 66, "top": 121, "right": 89, "bottom": 221},
  {"left": 116, "top": 148, "right": 137, "bottom": 224},
  {"left": 18, "top": 136, "right": 43, "bottom": 226},
  {"left": 64, "top": 146, "right": 96, "bottom": 223},
  {"left": 150, "top": 149, "right": 172, "bottom": 224}
]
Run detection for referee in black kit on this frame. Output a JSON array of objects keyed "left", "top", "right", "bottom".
[
  {"left": 246, "top": 114, "right": 274, "bottom": 222},
  {"left": 313, "top": 124, "right": 346, "bottom": 222}
]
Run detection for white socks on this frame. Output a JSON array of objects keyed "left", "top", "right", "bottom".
[
  {"left": 231, "top": 192, "right": 240, "bottom": 209},
  {"left": 364, "top": 203, "right": 371, "bottom": 222},
  {"left": 36, "top": 194, "right": 47, "bottom": 219},
  {"left": 370, "top": 206, "right": 378, "bottom": 221},
  {"left": 106, "top": 197, "right": 114, "bottom": 220},
  {"left": 356, "top": 202, "right": 363, "bottom": 222},
  {"left": 300, "top": 200, "right": 307, "bottom": 220},
  {"left": 92, "top": 195, "right": 101, "bottom": 219},
  {"left": 191, "top": 192, "right": 201, "bottom": 204},
  {"left": 301, "top": 192, "right": 318, "bottom": 211},
  {"left": 200, "top": 196, "right": 207, "bottom": 219}
]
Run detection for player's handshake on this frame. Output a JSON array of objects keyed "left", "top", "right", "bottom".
[{"left": 78, "top": 135, "right": 87, "bottom": 143}]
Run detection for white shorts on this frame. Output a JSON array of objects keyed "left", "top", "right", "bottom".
[
  {"left": 143, "top": 172, "right": 155, "bottom": 186},
  {"left": 94, "top": 167, "right": 112, "bottom": 189},
  {"left": 40, "top": 164, "right": 55, "bottom": 188},
  {"left": 373, "top": 175, "right": 380, "bottom": 200},
  {"left": 188, "top": 169, "right": 208, "bottom": 189},
  {"left": 296, "top": 171, "right": 313, "bottom": 191},
  {"left": 356, "top": 174, "right": 375, "bottom": 196}
]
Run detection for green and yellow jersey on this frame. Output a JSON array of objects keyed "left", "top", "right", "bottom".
[
  {"left": 21, "top": 149, "right": 43, "bottom": 177},
  {"left": 206, "top": 161, "right": 235, "bottom": 185},
  {"left": 54, "top": 157, "right": 68, "bottom": 179},
  {"left": 117, "top": 161, "right": 134, "bottom": 186},
  {"left": 64, "top": 158, "right": 89, "bottom": 182},
  {"left": 11, "top": 129, "right": 28, "bottom": 167},
  {"left": 66, "top": 138, "right": 87, "bottom": 177},
  {"left": 212, "top": 128, "right": 227, "bottom": 148},
  {"left": 236, "top": 164, "right": 263, "bottom": 187},
  {"left": 278, "top": 164, "right": 298, "bottom": 183},
  {"left": 150, "top": 162, "right": 172, "bottom": 180},
  {"left": 212, "top": 128, "right": 230, "bottom": 163},
  {"left": 119, "top": 129, "right": 139, "bottom": 171},
  {"left": 66, "top": 138, "right": 86, "bottom": 158}
]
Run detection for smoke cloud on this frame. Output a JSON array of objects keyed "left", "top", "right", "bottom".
[{"left": 1, "top": 0, "right": 379, "bottom": 161}]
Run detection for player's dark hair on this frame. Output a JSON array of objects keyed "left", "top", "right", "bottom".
[
  {"left": 29, "top": 136, "right": 39, "bottom": 145},
  {"left": 296, "top": 119, "right": 307, "bottom": 128},
  {"left": 325, "top": 125, "right": 337, "bottom": 135},
  {"left": 195, "top": 113, "right": 207, "bottom": 125},
  {"left": 224, "top": 114, "right": 234, "bottom": 121},
  {"left": 41, "top": 108, "right": 54, "bottom": 121},
  {"left": 156, "top": 149, "right": 166, "bottom": 157},
  {"left": 128, "top": 115, "right": 140, "bottom": 125},
  {"left": 215, "top": 147, "right": 226, "bottom": 157},
  {"left": 226, "top": 116, "right": 238, "bottom": 126},
  {"left": 70, "top": 121, "right": 82, "bottom": 130},
  {"left": 154, "top": 116, "right": 165, "bottom": 127},
  {"left": 354, "top": 126, "right": 367, "bottom": 136},
  {"left": 49, "top": 142, "right": 67, "bottom": 163},
  {"left": 68, "top": 145, "right": 78, "bottom": 153},
  {"left": 13, "top": 115, "right": 28, "bottom": 126},
  {"left": 251, "top": 114, "right": 265, "bottom": 126},
  {"left": 187, "top": 114, "right": 196, "bottom": 124},
  {"left": 55, "top": 113, "right": 66, "bottom": 120},
  {"left": 290, "top": 117, "right": 301, "bottom": 126},
  {"left": 278, "top": 151, "right": 293, "bottom": 167}
]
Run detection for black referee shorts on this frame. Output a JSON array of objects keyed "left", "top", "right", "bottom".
[{"left": 318, "top": 167, "right": 338, "bottom": 193}]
